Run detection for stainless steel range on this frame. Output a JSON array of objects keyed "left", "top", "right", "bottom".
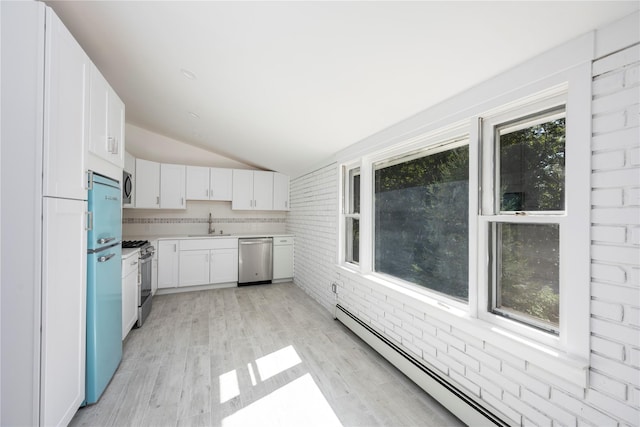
[{"left": 122, "top": 240, "right": 154, "bottom": 327}]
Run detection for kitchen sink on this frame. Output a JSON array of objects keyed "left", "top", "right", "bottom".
[{"left": 188, "top": 234, "right": 232, "bottom": 237}]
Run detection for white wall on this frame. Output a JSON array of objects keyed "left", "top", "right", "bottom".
[{"left": 289, "top": 12, "right": 639, "bottom": 427}]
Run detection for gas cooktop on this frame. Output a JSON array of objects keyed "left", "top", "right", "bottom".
[{"left": 122, "top": 240, "right": 150, "bottom": 249}]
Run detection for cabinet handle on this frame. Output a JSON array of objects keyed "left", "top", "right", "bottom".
[
  {"left": 206, "top": 189, "right": 209, "bottom": 198},
  {"left": 173, "top": 244, "right": 177, "bottom": 252},
  {"left": 86, "top": 211, "right": 93, "bottom": 231},
  {"left": 156, "top": 196, "right": 160, "bottom": 205},
  {"left": 181, "top": 197, "right": 184, "bottom": 206},
  {"left": 130, "top": 260, "right": 138, "bottom": 266}
]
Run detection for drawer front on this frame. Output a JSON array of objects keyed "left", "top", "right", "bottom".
[
  {"left": 273, "top": 236, "right": 294, "bottom": 246},
  {"left": 180, "top": 238, "right": 238, "bottom": 251},
  {"left": 123, "top": 256, "right": 139, "bottom": 277}
]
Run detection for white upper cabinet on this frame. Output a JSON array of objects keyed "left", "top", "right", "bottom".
[
  {"left": 232, "top": 170, "right": 274, "bottom": 210},
  {"left": 43, "top": 8, "right": 89, "bottom": 200},
  {"left": 210, "top": 168, "right": 233, "bottom": 201},
  {"left": 88, "top": 63, "right": 124, "bottom": 169},
  {"left": 186, "top": 166, "right": 209, "bottom": 200},
  {"left": 135, "top": 158, "right": 160, "bottom": 208},
  {"left": 186, "top": 166, "right": 232, "bottom": 201},
  {"left": 273, "top": 172, "right": 290, "bottom": 211},
  {"left": 160, "top": 163, "right": 186, "bottom": 209}
]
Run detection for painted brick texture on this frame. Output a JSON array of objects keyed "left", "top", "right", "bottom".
[
  {"left": 289, "top": 38, "right": 639, "bottom": 427},
  {"left": 288, "top": 164, "right": 339, "bottom": 311}
]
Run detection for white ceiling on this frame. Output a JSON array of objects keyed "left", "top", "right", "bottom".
[{"left": 46, "top": 1, "right": 638, "bottom": 178}]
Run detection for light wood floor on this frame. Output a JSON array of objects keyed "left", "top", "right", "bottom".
[{"left": 70, "top": 282, "right": 464, "bottom": 427}]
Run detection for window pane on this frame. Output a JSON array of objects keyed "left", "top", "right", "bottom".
[
  {"left": 374, "top": 145, "right": 469, "bottom": 300},
  {"left": 351, "top": 171, "right": 360, "bottom": 214},
  {"left": 495, "top": 223, "right": 559, "bottom": 329},
  {"left": 346, "top": 217, "right": 359, "bottom": 264},
  {"left": 499, "top": 116, "right": 565, "bottom": 212}
]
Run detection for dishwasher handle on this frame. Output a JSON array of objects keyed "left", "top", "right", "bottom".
[{"left": 240, "top": 239, "right": 272, "bottom": 245}]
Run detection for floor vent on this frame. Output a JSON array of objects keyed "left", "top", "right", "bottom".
[{"left": 335, "top": 304, "right": 514, "bottom": 427}]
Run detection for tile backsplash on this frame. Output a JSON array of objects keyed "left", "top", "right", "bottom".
[{"left": 123, "top": 200, "right": 287, "bottom": 237}]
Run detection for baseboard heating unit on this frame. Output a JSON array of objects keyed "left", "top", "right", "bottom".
[{"left": 335, "top": 304, "right": 514, "bottom": 427}]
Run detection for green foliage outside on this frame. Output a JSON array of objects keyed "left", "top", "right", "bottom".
[
  {"left": 497, "top": 117, "right": 565, "bottom": 327},
  {"left": 374, "top": 145, "right": 469, "bottom": 301}
]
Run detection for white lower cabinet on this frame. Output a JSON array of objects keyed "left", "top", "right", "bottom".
[
  {"left": 121, "top": 252, "right": 139, "bottom": 340},
  {"left": 178, "top": 238, "right": 238, "bottom": 287},
  {"left": 179, "top": 249, "right": 211, "bottom": 286},
  {"left": 273, "top": 236, "right": 294, "bottom": 280},
  {"left": 158, "top": 240, "right": 180, "bottom": 289},
  {"left": 210, "top": 248, "right": 238, "bottom": 283}
]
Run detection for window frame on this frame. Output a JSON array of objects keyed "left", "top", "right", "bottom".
[{"left": 342, "top": 163, "right": 361, "bottom": 267}]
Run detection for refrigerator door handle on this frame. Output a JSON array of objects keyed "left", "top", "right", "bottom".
[
  {"left": 97, "top": 237, "right": 117, "bottom": 245},
  {"left": 97, "top": 253, "right": 116, "bottom": 263}
]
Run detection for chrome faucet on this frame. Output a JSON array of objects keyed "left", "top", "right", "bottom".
[{"left": 208, "top": 212, "right": 215, "bottom": 234}]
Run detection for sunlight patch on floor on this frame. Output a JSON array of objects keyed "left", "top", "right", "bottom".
[
  {"left": 219, "top": 369, "right": 240, "bottom": 403},
  {"left": 222, "top": 373, "right": 342, "bottom": 427},
  {"left": 255, "top": 345, "right": 302, "bottom": 381}
]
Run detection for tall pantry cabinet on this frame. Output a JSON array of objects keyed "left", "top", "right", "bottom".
[{"left": 1, "top": 3, "right": 103, "bottom": 426}]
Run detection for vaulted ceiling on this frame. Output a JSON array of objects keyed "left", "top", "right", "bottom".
[{"left": 46, "top": 1, "right": 638, "bottom": 177}]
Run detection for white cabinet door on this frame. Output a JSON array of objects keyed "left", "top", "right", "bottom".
[
  {"left": 124, "top": 151, "right": 136, "bottom": 174},
  {"left": 135, "top": 158, "right": 160, "bottom": 208},
  {"left": 107, "top": 88, "right": 125, "bottom": 168},
  {"left": 273, "top": 244, "right": 294, "bottom": 280},
  {"left": 179, "top": 250, "right": 210, "bottom": 286},
  {"left": 43, "top": 9, "right": 88, "bottom": 200},
  {"left": 186, "top": 165, "right": 210, "bottom": 201},
  {"left": 41, "top": 197, "right": 87, "bottom": 427},
  {"left": 210, "top": 168, "right": 233, "bottom": 201},
  {"left": 88, "top": 63, "right": 124, "bottom": 169},
  {"left": 160, "top": 164, "right": 186, "bottom": 209},
  {"left": 253, "top": 171, "right": 273, "bottom": 210},
  {"left": 158, "top": 240, "right": 179, "bottom": 288},
  {"left": 232, "top": 169, "right": 254, "bottom": 210},
  {"left": 210, "top": 248, "right": 238, "bottom": 283},
  {"left": 273, "top": 172, "right": 290, "bottom": 211},
  {"left": 88, "top": 63, "right": 110, "bottom": 165},
  {"left": 232, "top": 170, "right": 274, "bottom": 210},
  {"left": 121, "top": 255, "right": 138, "bottom": 340}
]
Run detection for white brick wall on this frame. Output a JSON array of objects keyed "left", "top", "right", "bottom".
[
  {"left": 288, "top": 164, "right": 338, "bottom": 311},
  {"left": 288, "top": 19, "right": 639, "bottom": 427},
  {"left": 588, "top": 42, "right": 640, "bottom": 427}
]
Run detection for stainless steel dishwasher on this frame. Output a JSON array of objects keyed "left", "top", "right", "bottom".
[{"left": 238, "top": 237, "right": 273, "bottom": 285}]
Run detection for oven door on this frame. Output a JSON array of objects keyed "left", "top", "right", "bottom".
[{"left": 136, "top": 252, "right": 153, "bottom": 327}]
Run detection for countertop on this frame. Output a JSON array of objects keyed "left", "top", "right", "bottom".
[
  {"left": 124, "top": 233, "right": 294, "bottom": 243},
  {"left": 122, "top": 247, "right": 140, "bottom": 259}
]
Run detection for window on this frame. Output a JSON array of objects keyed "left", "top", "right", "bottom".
[
  {"left": 344, "top": 166, "right": 360, "bottom": 264},
  {"left": 339, "top": 70, "right": 590, "bottom": 364},
  {"left": 483, "top": 106, "right": 567, "bottom": 335},
  {"left": 373, "top": 142, "right": 469, "bottom": 300},
  {"left": 489, "top": 110, "right": 565, "bottom": 332}
]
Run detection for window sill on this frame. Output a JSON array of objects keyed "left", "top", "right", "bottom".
[{"left": 335, "top": 264, "right": 589, "bottom": 390}]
